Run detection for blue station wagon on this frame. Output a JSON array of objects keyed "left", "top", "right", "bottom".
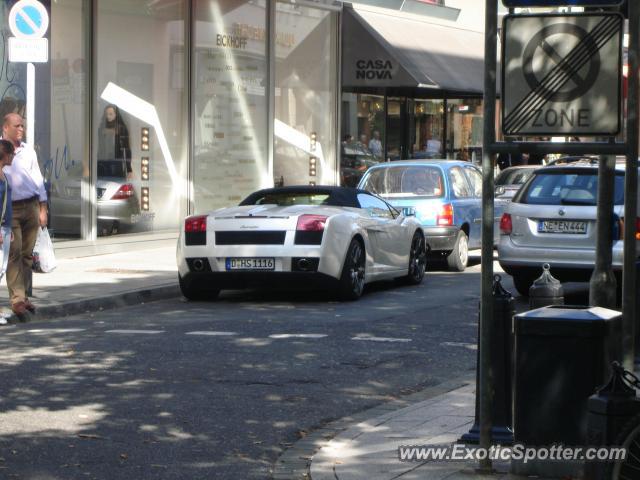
[{"left": 358, "top": 160, "right": 499, "bottom": 271}]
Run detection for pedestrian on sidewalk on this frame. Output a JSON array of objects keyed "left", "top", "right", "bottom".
[
  {"left": 0, "top": 140, "right": 14, "bottom": 324},
  {"left": 2, "top": 113, "right": 48, "bottom": 316}
]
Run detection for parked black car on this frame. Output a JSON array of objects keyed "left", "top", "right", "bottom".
[{"left": 340, "top": 143, "right": 381, "bottom": 187}]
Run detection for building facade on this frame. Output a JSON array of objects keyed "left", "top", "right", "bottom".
[{"left": 0, "top": 0, "right": 486, "bottom": 253}]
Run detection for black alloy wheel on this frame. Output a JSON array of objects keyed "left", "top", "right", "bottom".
[
  {"left": 404, "top": 232, "right": 427, "bottom": 285},
  {"left": 338, "top": 239, "right": 365, "bottom": 301}
]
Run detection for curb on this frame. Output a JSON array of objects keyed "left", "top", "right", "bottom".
[
  {"left": 271, "top": 374, "right": 475, "bottom": 480},
  {"left": 4, "top": 283, "right": 181, "bottom": 324}
]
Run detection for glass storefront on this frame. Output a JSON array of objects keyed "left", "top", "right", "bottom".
[
  {"left": 3, "top": 0, "right": 486, "bottom": 245},
  {"left": 446, "top": 98, "right": 483, "bottom": 163},
  {"left": 48, "top": 0, "right": 86, "bottom": 238},
  {"left": 409, "top": 99, "right": 444, "bottom": 159},
  {"left": 340, "top": 93, "right": 483, "bottom": 186},
  {"left": 95, "top": 0, "right": 188, "bottom": 236},
  {"left": 193, "top": 0, "right": 269, "bottom": 212},
  {"left": 274, "top": 1, "right": 338, "bottom": 186},
  {"left": 2, "top": 0, "right": 339, "bottom": 246}
]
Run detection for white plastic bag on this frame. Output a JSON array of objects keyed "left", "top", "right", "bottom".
[{"left": 32, "top": 227, "right": 57, "bottom": 273}]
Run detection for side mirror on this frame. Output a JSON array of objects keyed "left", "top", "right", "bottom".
[
  {"left": 402, "top": 206, "right": 416, "bottom": 217},
  {"left": 495, "top": 185, "right": 506, "bottom": 196}
]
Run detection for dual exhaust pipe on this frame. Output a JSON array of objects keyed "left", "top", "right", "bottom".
[
  {"left": 190, "top": 257, "right": 316, "bottom": 273},
  {"left": 191, "top": 258, "right": 206, "bottom": 272}
]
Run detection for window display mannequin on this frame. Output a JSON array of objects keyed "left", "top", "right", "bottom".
[{"left": 97, "top": 105, "right": 132, "bottom": 179}]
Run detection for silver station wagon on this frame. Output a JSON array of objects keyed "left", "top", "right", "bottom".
[{"left": 498, "top": 158, "right": 640, "bottom": 296}]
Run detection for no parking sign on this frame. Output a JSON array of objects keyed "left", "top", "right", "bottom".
[{"left": 8, "top": 0, "right": 49, "bottom": 63}]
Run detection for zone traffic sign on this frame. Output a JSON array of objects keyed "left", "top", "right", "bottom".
[
  {"left": 502, "top": 13, "right": 623, "bottom": 136},
  {"left": 503, "top": 1, "right": 624, "bottom": 6}
]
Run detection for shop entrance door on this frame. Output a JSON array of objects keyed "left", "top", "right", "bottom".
[{"left": 385, "top": 97, "right": 407, "bottom": 161}]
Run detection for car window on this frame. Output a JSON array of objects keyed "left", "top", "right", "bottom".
[
  {"left": 464, "top": 166, "right": 482, "bottom": 197},
  {"left": 496, "top": 168, "right": 535, "bottom": 186},
  {"left": 250, "top": 193, "right": 331, "bottom": 206},
  {"left": 449, "top": 167, "right": 472, "bottom": 198},
  {"left": 357, "top": 193, "right": 395, "bottom": 219},
  {"left": 98, "top": 160, "right": 127, "bottom": 179},
  {"left": 520, "top": 171, "right": 625, "bottom": 206},
  {"left": 359, "top": 165, "right": 444, "bottom": 198}
]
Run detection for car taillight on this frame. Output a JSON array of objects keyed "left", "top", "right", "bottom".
[
  {"left": 110, "top": 184, "right": 134, "bottom": 200},
  {"left": 296, "top": 215, "right": 327, "bottom": 231},
  {"left": 500, "top": 213, "right": 512, "bottom": 235},
  {"left": 436, "top": 204, "right": 453, "bottom": 226},
  {"left": 185, "top": 215, "right": 207, "bottom": 233}
]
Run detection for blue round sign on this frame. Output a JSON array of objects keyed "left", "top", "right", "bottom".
[{"left": 9, "top": 0, "right": 49, "bottom": 39}]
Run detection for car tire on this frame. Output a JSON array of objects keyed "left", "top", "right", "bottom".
[
  {"left": 512, "top": 274, "right": 535, "bottom": 297},
  {"left": 338, "top": 239, "right": 366, "bottom": 301},
  {"left": 178, "top": 274, "right": 220, "bottom": 301},
  {"left": 403, "top": 232, "right": 427, "bottom": 285},
  {"left": 446, "top": 230, "right": 468, "bottom": 272}
]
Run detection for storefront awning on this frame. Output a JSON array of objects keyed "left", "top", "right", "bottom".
[{"left": 342, "top": 6, "right": 485, "bottom": 95}]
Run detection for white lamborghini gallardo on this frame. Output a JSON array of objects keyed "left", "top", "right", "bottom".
[{"left": 177, "top": 186, "right": 427, "bottom": 301}]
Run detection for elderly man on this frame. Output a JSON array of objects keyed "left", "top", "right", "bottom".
[{"left": 2, "top": 113, "right": 47, "bottom": 315}]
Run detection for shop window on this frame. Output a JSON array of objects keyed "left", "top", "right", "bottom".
[
  {"left": 446, "top": 98, "right": 483, "bottom": 163},
  {"left": 385, "top": 97, "right": 404, "bottom": 161},
  {"left": 96, "top": 0, "right": 187, "bottom": 236},
  {"left": 340, "top": 93, "right": 384, "bottom": 186},
  {"left": 47, "top": 0, "right": 87, "bottom": 240},
  {"left": 410, "top": 99, "right": 444, "bottom": 159},
  {"left": 274, "top": 1, "right": 338, "bottom": 187},
  {"left": 193, "top": 0, "right": 269, "bottom": 212}
]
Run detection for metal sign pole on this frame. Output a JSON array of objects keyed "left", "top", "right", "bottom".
[
  {"left": 589, "top": 154, "right": 617, "bottom": 308},
  {"left": 623, "top": 0, "right": 639, "bottom": 370},
  {"left": 479, "top": 0, "right": 498, "bottom": 472},
  {"left": 26, "top": 62, "right": 35, "bottom": 146}
]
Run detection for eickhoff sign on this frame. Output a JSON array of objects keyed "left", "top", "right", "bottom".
[{"left": 502, "top": 13, "right": 623, "bottom": 136}]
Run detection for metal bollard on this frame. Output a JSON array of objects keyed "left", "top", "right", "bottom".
[
  {"left": 529, "top": 263, "right": 564, "bottom": 309},
  {"left": 459, "top": 274, "right": 515, "bottom": 445},
  {"left": 585, "top": 362, "right": 640, "bottom": 480}
]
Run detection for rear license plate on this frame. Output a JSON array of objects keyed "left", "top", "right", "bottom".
[
  {"left": 225, "top": 257, "right": 275, "bottom": 271},
  {"left": 538, "top": 220, "right": 587, "bottom": 234}
]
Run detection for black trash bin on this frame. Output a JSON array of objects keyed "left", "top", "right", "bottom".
[{"left": 512, "top": 305, "right": 622, "bottom": 478}]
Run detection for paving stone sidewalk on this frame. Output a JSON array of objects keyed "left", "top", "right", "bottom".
[
  {"left": 0, "top": 244, "right": 180, "bottom": 324},
  {"left": 309, "top": 379, "right": 512, "bottom": 480}
]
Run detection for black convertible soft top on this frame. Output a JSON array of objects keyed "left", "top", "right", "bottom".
[{"left": 239, "top": 186, "right": 368, "bottom": 208}]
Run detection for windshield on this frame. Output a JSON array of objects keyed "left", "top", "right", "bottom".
[
  {"left": 360, "top": 166, "right": 444, "bottom": 198},
  {"left": 521, "top": 171, "right": 625, "bottom": 206},
  {"left": 244, "top": 193, "right": 331, "bottom": 206},
  {"left": 97, "top": 160, "right": 127, "bottom": 179}
]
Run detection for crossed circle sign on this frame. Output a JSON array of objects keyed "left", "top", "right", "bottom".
[
  {"left": 522, "top": 23, "right": 600, "bottom": 103},
  {"left": 9, "top": 0, "right": 49, "bottom": 39}
]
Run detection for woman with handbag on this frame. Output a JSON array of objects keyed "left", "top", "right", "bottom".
[{"left": 0, "top": 139, "right": 14, "bottom": 324}]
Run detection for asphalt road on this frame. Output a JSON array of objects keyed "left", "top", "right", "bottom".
[{"left": 0, "top": 255, "right": 590, "bottom": 480}]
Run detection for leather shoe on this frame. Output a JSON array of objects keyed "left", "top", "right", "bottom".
[
  {"left": 11, "top": 301, "right": 28, "bottom": 315},
  {"left": 24, "top": 300, "right": 36, "bottom": 313}
]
